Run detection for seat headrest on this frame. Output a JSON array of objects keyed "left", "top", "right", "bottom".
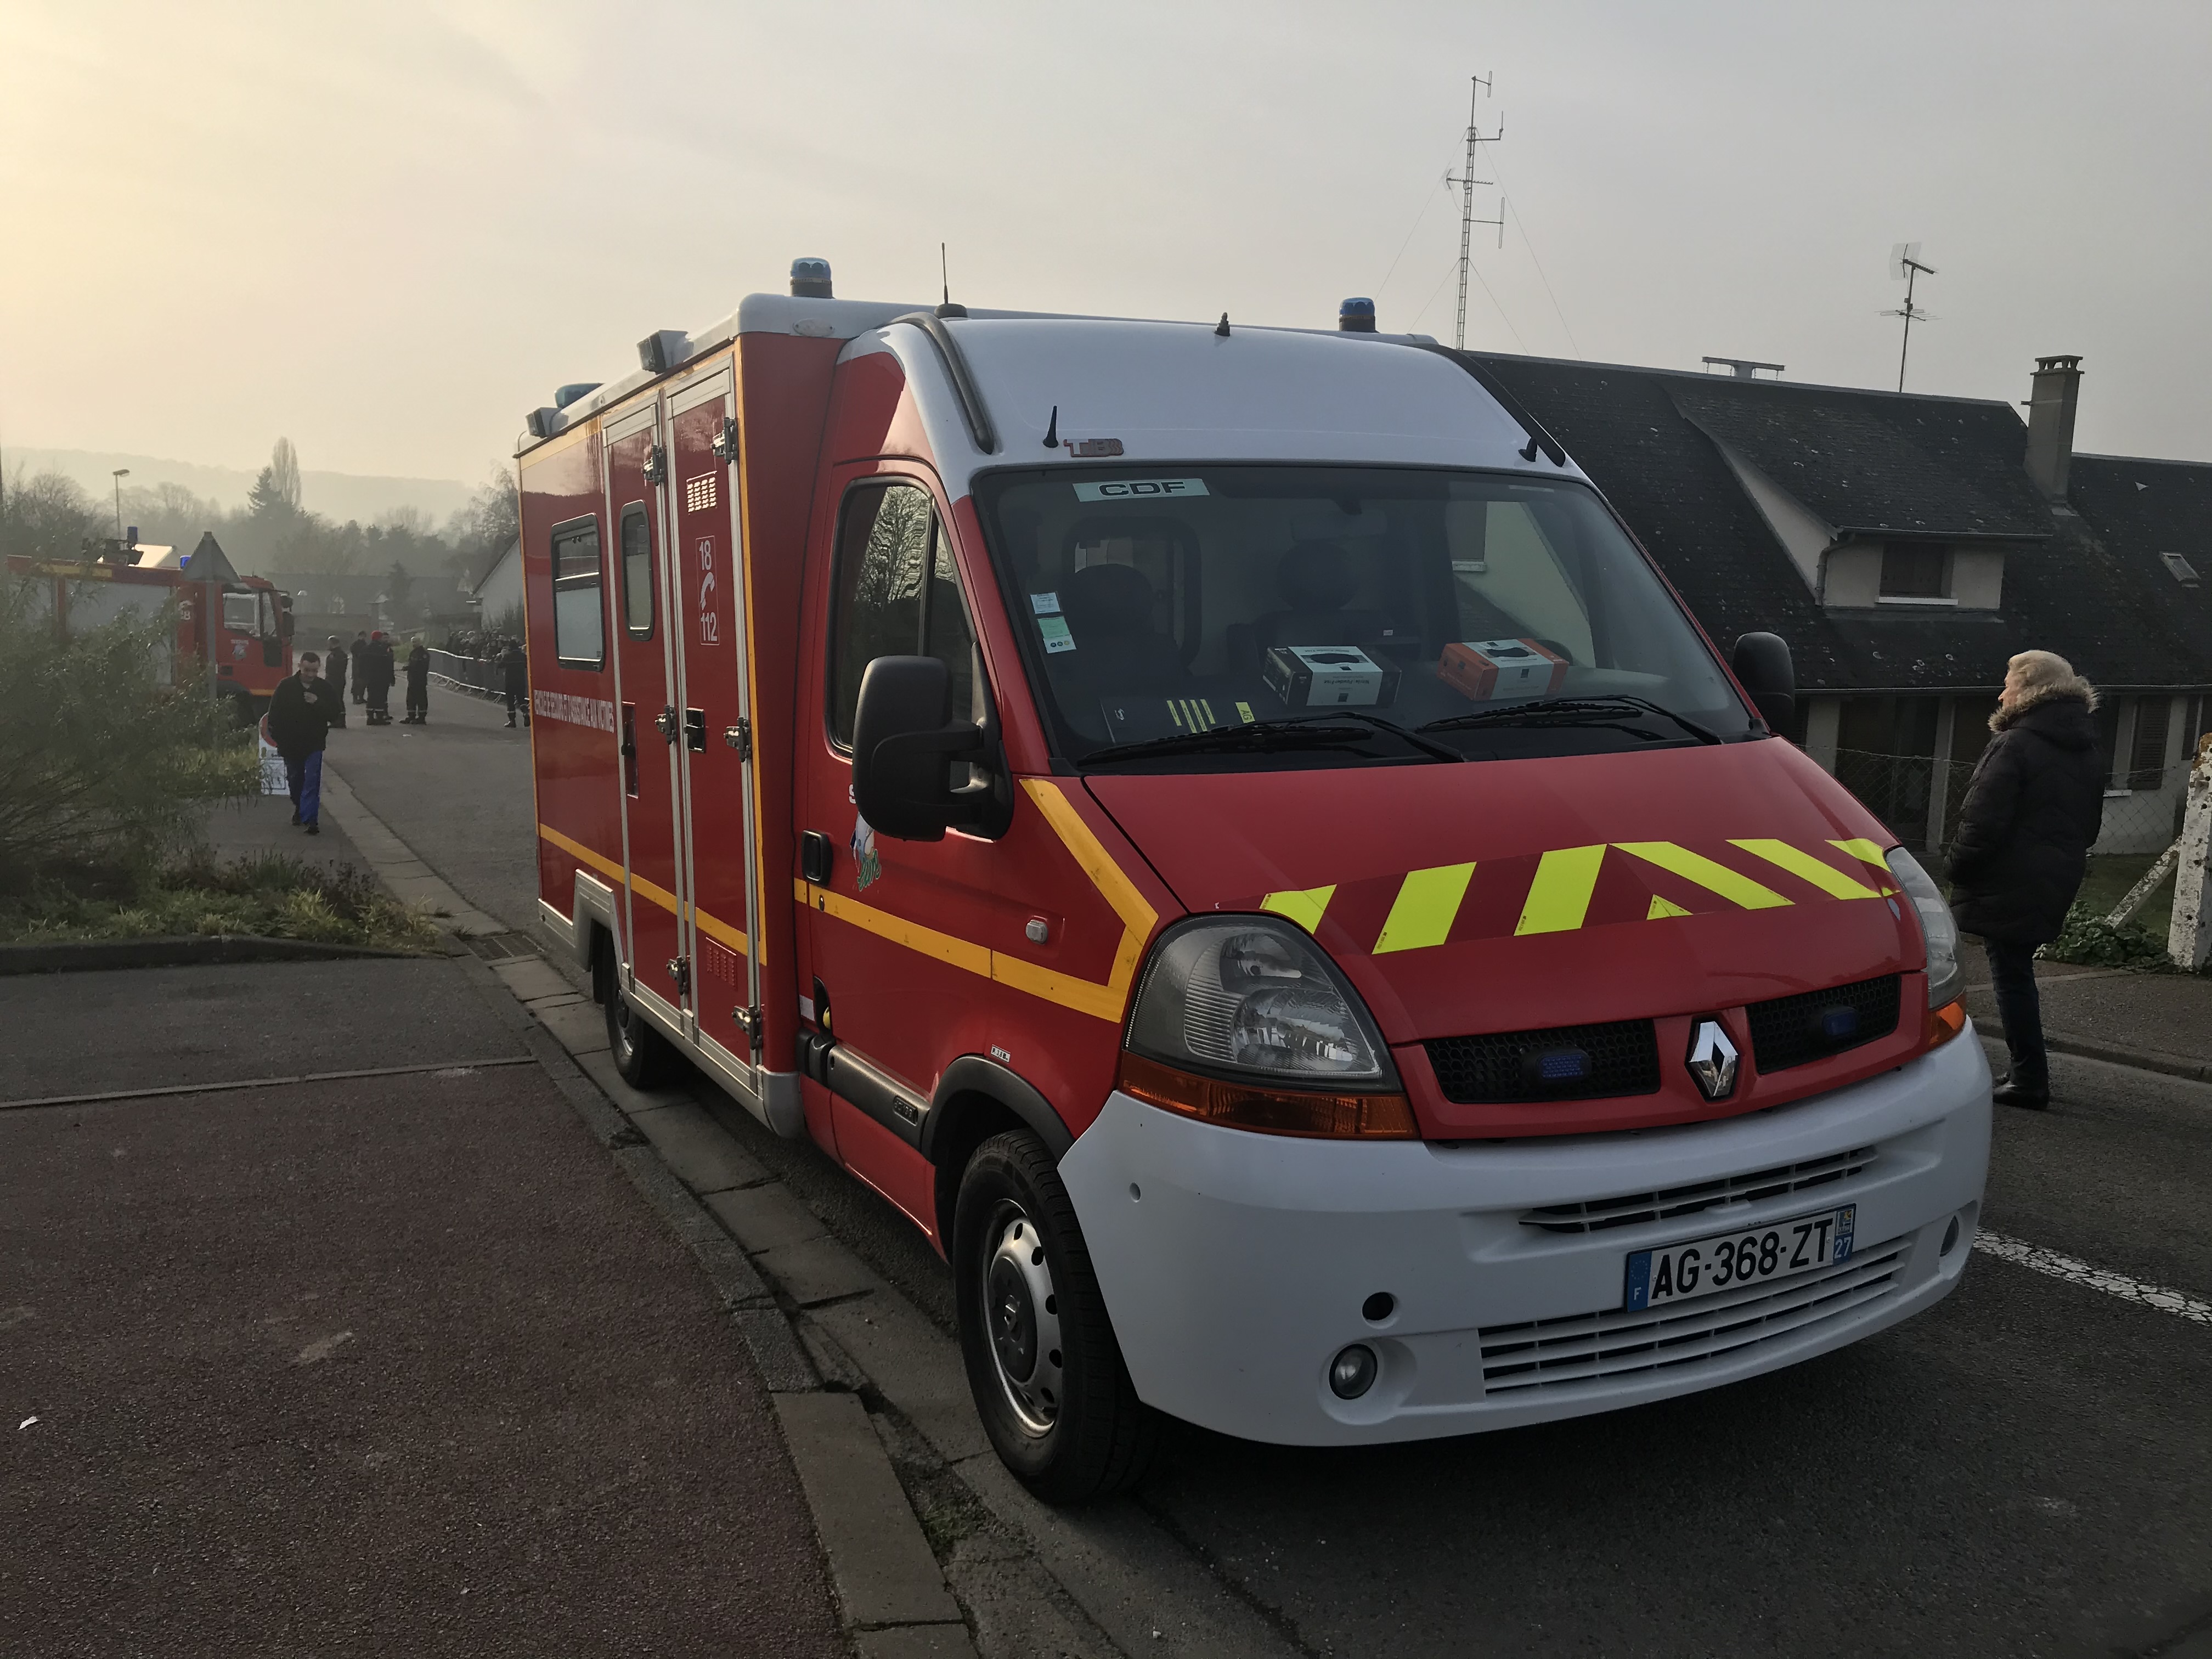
[
  {"left": 1063, "top": 562, "right": 1156, "bottom": 637},
  {"left": 1276, "top": 541, "right": 1358, "bottom": 612}
]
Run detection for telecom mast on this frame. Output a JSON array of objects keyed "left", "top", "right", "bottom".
[
  {"left": 1884, "top": 243, "right": 1938, "bottom": 392},
  {"left": 1445, "top": 75, "right": 1505, "bottom": 351}
]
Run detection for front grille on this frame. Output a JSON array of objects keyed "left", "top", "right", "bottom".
[
  {"left": 1521, "top": 1146, "right": 1879, "bottom": 1234},
  {"left": 1426, "top": 1019, "right": 1660, "bottom": 1104},
  {"left": 1748, "top": 974, "right": 1901, "bottom": 1073},
  {"left": 1476, "top": 1235, "right": 1910, "bottom": 1395}
]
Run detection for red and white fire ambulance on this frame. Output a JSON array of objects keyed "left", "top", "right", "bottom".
[{"left": 517, "top": 264, "right": 1989, "bottom": 1501}]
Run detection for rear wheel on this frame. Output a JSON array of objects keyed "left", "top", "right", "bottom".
[
  {"left": 954, "top": 1129, "right": 1161, "bottom": 1503},
  {"left": 598, "top": 939, "right": 677, "bottom": 1087}
]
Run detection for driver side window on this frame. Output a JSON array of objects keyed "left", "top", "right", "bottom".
[{"left": 828, "top": 481, "right": 981, "bottom": 750}]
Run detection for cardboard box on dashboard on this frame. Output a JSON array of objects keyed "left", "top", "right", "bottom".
[{"left": 1440, "top": 637, "right": 1569, "bottom": 701}]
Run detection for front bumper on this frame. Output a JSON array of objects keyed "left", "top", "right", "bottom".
[{"left": 1059, "top": 1027, "right": 1991, "bottom": 1446}]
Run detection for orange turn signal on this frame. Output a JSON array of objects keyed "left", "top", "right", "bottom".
[
  {"left": 1118, "top": 1051, "right": 1419, "bottom": 1139},
  {"left": 1926, "top": 1000, "right": 1968, "bottom": 1047}
]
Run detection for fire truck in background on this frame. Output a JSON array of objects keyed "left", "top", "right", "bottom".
[{"left": 7, "top": 530, "right": 292, "bottom": 720}]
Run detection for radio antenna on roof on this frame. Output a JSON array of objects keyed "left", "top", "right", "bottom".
[
  {"left": 1445, "top": 74, "right": 1506, "bottom": 352},
  {"left": 1883, "top": 242, "right": 1938, "bottom": 392}
]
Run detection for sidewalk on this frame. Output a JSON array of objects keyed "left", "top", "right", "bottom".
[
  {"left": 1959, "top": 954, "right": 2212, "bottom": 1081},
  {"left": 201, "top": 783, "right": 369, "bottom": 870}
]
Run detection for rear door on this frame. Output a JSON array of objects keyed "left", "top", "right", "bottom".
[
  {"left": 603, "top": 404, "right": 687, "bottom": 1024},
  {"left": 667, "top": 364, "right": 759, "bottom": 1084}
]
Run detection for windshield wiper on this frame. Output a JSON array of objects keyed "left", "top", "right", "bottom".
[
  {"left": 1418, "top": 695, "right": 1722, "bottom": 746},
  {"left": 1081, "top": 712, "right": 1464, "bottom": 767}
]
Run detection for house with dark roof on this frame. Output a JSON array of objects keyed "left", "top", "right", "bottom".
[{"left": 1472, "top": 351, "right": 2212, "bottom": 856}]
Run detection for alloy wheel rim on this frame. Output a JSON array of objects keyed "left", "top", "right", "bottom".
[{"left": 983, "top": 1207, "right": 1064, "bottom": 1436}]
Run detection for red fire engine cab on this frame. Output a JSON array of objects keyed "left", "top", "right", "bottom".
[
  {"left": 518, "top": 262, "right": 1989, "bottom": 1502},
  {"left": 8, "top": 531, "right": 292, "bottom": 719}
]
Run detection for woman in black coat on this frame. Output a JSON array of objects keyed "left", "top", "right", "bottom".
[{"left": 1946, "top": 651, "right": 2106, "bottom": 1109}]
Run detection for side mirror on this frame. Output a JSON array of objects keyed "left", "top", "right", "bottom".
[
  {"left": 1731, "top": 631, "right": 1795, "bottom": 733},
  {"left": 279, "top": 601, "right": 294, "bottom": 640},
  {"left": 852, "top": 655, "right": 998, "bottom": 841}
]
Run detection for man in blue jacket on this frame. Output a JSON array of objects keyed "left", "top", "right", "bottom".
[{"left": 267, "top": 651, "right": 340, "bottom": 836}]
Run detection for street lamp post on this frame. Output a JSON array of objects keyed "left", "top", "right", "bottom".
[{"left": 111, "top": 467, "right": 129, "bottom": 544}]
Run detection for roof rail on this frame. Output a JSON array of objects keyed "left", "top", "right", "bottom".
[
  {"left": 891, "top": 312, "right": 998, "bottom": 454},
  {"left": 1408, "top": 343, "right": 1569, "bottom": 468}
]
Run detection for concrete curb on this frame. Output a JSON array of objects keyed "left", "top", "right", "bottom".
[
  {"left": 2046, "top": 1035, "right": 2212, "bottom": 1085},
  {"left": 0, "top": 935, "right": 421, "bottom": 975}
]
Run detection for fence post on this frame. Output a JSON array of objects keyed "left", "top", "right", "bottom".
[{"left": 2170, "top": 732, "right": 2212, "bottom": 971}]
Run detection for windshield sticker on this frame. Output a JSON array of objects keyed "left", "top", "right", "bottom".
[
  {"left": 1031, "top": 591, "right": 1062, "bottom": 616},
  {"left": 1071, "top": 478, "right": 1209, "bottom": 503},
  {"left": 1037, "top": 615, "right": 1076, "bottom": 654}
]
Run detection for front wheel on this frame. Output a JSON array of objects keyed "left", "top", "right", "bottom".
[
  {"left": 954, "top": 1130, "right": 1161, "bottom": 1503},
  {"left": 599, "top": 943, "right": 678, "bottom": 1087}
]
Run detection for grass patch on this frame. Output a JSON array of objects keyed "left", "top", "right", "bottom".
[
  {"left": 2073, "top": 853, "right": 2175, "bottom": 939},
  {"left": 0, "top": 850, "right": 439, "bottom": 952}
]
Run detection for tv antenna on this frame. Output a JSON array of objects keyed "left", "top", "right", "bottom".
[
  {"left": 1445, "top": 74, "right": 1505, "bottom": 351},
  {"left": 1884, "top": 242, "right": 1938, "bottom": 392}
]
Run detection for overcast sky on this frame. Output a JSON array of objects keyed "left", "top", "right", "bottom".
[{"left": 5, "top": 0, "right": 2207, "bottom": 487}]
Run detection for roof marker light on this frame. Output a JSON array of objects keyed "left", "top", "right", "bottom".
[
  {"left": 790, "top": 257, "right": 833, "bottom": 298},
  {"left": 1339, "top": 297, "right": 1378, "bottom": 332}
]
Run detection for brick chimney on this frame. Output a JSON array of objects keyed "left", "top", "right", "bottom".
[{"left": 2024, "top": 354, "right": 2082, "bottom": 501}]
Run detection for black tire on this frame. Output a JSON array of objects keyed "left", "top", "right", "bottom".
[
  {"left": 954, "top": 1129, "right": 1161, "bottom": 1503},
  {"left": 600, "top": 943, "right": 678, "bottom": 1087}
]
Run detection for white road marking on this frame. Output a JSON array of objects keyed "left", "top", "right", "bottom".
[
  {"left": 294, "top": 1331, "right": 356, "bottom": 1365},
  {"left": 1977, "top": 1232, "right": 2212, "bottom": 1327}
]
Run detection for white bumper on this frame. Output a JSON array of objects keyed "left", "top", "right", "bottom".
[{"left": 1059, "top": 1029, "right": 1992, "bottom": 1446}]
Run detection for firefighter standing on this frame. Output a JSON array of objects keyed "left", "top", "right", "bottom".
[
  {"left": 403, "top": 636, "right": 431, "bottom": 724},
  {"left": 500, "top": 637, "right": 530, "bottom": 728},
  {"left": 351, "top": 630, "right": 370, "bottom": 704},
  {"left": 323, "top": 635, "right": 349, "bottom": 727},
  {"left": 362, "top": 630, "right": 396, "bottom": 725}
]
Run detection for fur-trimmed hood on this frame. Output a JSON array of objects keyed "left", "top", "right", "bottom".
[{"left": 1990, "top": 677, "right": 2099, "bottom": 733}]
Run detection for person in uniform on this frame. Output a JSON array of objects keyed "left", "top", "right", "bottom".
[{"left": 403, "top": 636, "right": 431, "bottom": 724}]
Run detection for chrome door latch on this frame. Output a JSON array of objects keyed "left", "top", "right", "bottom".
[
  {"left": 642, "top": 441, "right": 668, "bottom": 485},
  {"left": 724, "top": 717, "right": 751, "bottom": 760},
  {"left": 654, "top": 704, "right": 678, "bottom": 743},
  {"left": 667, "top": 956, "right": 691, "bottom": 995},
  {"left": 732, "top": 1004, "right": 762, "bottom": 1049},
  {"left": 711, "top": 418, "right": 739, "bottom": 464}
]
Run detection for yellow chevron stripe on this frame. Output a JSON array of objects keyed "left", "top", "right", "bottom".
[
  {"left": 1373, "top": 862, "right": 1477, "bottom": 954},
  {"left": 1261, "top": 885, "right": 1336, "bottom": 932},
  {"left": 1614, "top": 842, "right": 1792, "bottom": 909},
  {"left": 1730, "top": 838, "right": 1882, "bottom": 900},
  {"left": 1514, "top": 844, "right": 1606, "bottom": 934},
  {"left": 1829, "top": 838, "right": 1900, "bottom": 892}
]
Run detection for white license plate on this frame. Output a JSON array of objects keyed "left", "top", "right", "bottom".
[{"left": 1624, "top": 1205, "right": 1855, "bottom": 1311}]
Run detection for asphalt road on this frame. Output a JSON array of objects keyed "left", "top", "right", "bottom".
[
  {"left": 0, "top": 953, "right": 844, "bottom": 1658},
  {"left": 359, "top": 710, "right": 2212, "bottom": 1658},
  {"left": 324, "top": 681, "right": 539, "bottom": 933}
]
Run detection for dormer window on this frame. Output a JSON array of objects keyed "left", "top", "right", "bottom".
[
  {"left": 2161, "top": 551, "right": 2201, "bottom": 587},
  {"left": 1880, "top": 543, "right": 1950, "bottom": 601}
]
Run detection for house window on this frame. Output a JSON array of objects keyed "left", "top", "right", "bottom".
[
  {"left": 1880, "top": 544, "right": 1949, "bottom": 600},
  {"left": 2128, "top": 697, "right": 2172, "bottom": 792}
]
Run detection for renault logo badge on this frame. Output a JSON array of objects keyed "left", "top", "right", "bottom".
[{"left": 1687, "top": 1019, "right": 1740, "bottom": 1101}]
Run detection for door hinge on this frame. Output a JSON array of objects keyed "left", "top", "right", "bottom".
[
  {"left": 724, "top": 716, "right": 751, "bottom": 760},
  {"left": 654, "top": 704, "right": 678, "bottom": 743},
  {"left": 667, "top": 956, "right": 691, "bottom": 995},
  {"left": 732, "top": 1003, "right": 762, "bottom": 1049},
  {"left": 642, "top": 441, "right": 667, "bottom": 484},
  {"left": 711, "top": 417, "right": 739, "bottom": 464}
]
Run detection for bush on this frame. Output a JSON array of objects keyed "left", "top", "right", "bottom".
[
  {"left": 0, "top": 850, "right": 437, "bottom": 952},
  {"left": 0, "top": 571, "right": 258, "bottom": 889},
  {"left": 2037, "top": 902, "right": 2174, "bottom": 971}
]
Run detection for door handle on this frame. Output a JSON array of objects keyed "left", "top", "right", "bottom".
[
  {"left": 654, "top": 704, "right": 678, "bottom": 743},
  {"left": 684, "top": 709, "right": 706, "bottom": 752}
]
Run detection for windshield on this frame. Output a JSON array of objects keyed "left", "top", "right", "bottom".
[{"left": 973, "top": 465, "right": 1752, "bottom": 769}]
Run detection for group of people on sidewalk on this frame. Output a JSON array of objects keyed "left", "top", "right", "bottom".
[{"left": 318, "top": 630, "right": 431, "bottom": 726}]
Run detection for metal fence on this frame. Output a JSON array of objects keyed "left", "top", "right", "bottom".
[
  {"left": 427, "top": 648, "right": 503, "bottom": 698},
  {"left": 1833, "top": 748, "right": 2187, "bottom": 861}
]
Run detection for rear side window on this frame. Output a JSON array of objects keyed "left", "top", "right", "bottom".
[
  {"left": 551, "top": 516, "right": 604, "bottom": 668},
  {"left": 827, "top": 481, "right": 982, "bottom": 749},
  {"left": 620, "top": 503, "right": 654, "bottom": 640}
]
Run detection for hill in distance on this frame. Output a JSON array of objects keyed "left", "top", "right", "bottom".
[{"left": 5, "top": 447, "right": 475, "bottom": 527}]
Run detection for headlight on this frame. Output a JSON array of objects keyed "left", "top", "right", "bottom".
[
  {"left": 1885, "top": 848, "right": 1962, "bottom": 1009},
  {"left": 1121, "top": 916, "right": 1414, "bottom": 1138}
]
